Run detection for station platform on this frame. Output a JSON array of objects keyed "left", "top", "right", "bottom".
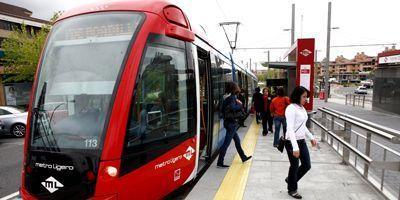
[{"left": 186, "top": 115, "right": 385, "bottom": 200}]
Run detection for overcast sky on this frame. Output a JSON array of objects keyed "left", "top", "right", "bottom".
[{"left": 2, "top": 0, "right": 399, "bottom": 68}]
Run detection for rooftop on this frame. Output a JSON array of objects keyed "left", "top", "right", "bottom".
[{"left": 0, "top": 2, "right": 48, "bottom": 24}]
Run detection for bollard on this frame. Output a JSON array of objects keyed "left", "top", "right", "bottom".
[{"left": 362, "top": 95, "right": 365, "bottom": 108}]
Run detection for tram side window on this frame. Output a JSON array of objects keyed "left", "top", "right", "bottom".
[{"left": 125, "top": 44, "right": 196, "bottom": 148}]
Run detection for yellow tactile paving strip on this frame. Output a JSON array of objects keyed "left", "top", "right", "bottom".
[{"left": 214, "top": 119, "right": 260, "bottom": 200}]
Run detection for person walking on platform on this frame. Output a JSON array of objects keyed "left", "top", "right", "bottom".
[
  {"left": 270, "top": 87, "right": 290, "bottom": 147},
  {"left": 252, "top": 87, "right": 264, "bottom": 124},
  {"left": 217, "top": 82, "right": 252, "bottom": 168},
  {"left": 261, "top": 88, "right": 273, "bottom": 136},
  {"left": 237, "top": 88, "right": 247, "bottom": 128},
  {"left": 284, "top": 86, "right": 318, "bottom": 199}
]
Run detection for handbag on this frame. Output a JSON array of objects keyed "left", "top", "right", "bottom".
[
  {"left": 277, "top": 120, "right": 305, "bottom": 153},
  {"left": 224, "top": 104, "right": 246, "bottom": 120}
]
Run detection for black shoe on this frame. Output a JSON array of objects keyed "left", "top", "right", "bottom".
[
  {"left": 262, "top": 131, "right": 267, "bottom": 136},
  {"left": 285, "top": 177, "right": 288, "bottom": 183},
  {"left": 288, "top": 191, "right": 302, "bottom": 199},
  {"left": 242, "top": 156, "right": 252, "bottom": 163},
  {"left": 217, "top": 164, "right": 230, "bottom": 168},
  {"left": 273, "top": 144, "right": 278, "bottom": 148}
]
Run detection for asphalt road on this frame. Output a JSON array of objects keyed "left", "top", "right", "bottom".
[
  {"left": 0, "top": 136, "right": 24, "bottom": 198},
  {"left": 331, "top": 84, "right": 373, "bottom": 101}
]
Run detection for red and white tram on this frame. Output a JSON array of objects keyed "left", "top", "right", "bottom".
[{"left": 21, "top": 1, "right": 257, "bottom": 199}]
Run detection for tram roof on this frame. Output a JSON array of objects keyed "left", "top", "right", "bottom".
[
  {"left": 58, "top": 0, "right": 176, "bottom": 21},
  {"left": 56, "top": 0, "right": 257, "bottom": 80}
]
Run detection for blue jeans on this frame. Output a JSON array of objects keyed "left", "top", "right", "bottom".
[
  {"left": 273, "top": 116, "right": 287, "bottom": 146},
  {"left": 285, "top": 139, "right": 311, "bottom": 192},
  {"left": 217, "top": 121, "right": 246, "bottom": 165}
]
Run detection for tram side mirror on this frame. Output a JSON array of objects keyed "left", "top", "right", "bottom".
[{"left": 163, "top": 6, "right": 194, "bottom": 42}]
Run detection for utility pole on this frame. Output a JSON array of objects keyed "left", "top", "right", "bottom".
[
  {"left": 300, "top": 14, "right": 303, "bottom": 38},
  {"left": 291, "top": 3, "right": 295, "bottom": 45},
  {"left": 282, "top": 4, "right": 295, "bottom": 45},
  {"left": 324, "top": 2, "right": 332, "bottom": 103}
]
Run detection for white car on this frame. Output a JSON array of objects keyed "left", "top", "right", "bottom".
[
  {"left": 0, "top": 106, "right": 28, "bottom": 137},
  {"left": 354, "top": 86, "right": 368, "bottom": 95}
]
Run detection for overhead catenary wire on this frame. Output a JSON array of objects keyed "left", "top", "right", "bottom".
[
  {"left": 215, "top": 0, "right": 228, "bottom": 20},
  {"left": 234, "top": 43, "right": 398, "bottom": 50}
]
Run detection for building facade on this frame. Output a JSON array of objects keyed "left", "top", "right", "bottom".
[
  {"left": 316, "top": 51, "right": 379, "bottom": 83},
  {"left": 0, "top": 2, "right": 48, "bottom": 107}
]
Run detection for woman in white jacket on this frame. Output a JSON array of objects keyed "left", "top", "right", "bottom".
[{"left": 284, "top": 86, "right": 317, "bottom": 199}]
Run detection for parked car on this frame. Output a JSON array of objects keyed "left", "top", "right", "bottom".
[
  {"left": 361, "top": 80, "right": 373, "bottom": 89},
  {"left": 354, "top": 86, "right": 368, "bottom": 95},
  {"left": 0, "top": 106, "right": 28, "bottom": 137}
]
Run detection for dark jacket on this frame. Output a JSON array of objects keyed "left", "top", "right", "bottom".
[
  {"left": 222, "top": 94, "right": 242, "bottom": 123},
  {"left": 238, "top": 93, "right": 246, "bottom": 108},
  {"left": 252, "top": 92, "right": 264, "bottom": 112}
]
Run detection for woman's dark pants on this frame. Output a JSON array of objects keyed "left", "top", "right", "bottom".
[
  {"left": 217, "top": 120, "right": 246, "bottom": 165},
  {"left": 284, "top": 139, "right": 311, "bottom": 192}
]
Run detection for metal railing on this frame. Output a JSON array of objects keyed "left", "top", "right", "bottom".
[
  {"left": 312, "top": 107, "right": 400, "bottom": 200},
  {"left": 345, "top": 93, "right": 368, "bottom": 108}
]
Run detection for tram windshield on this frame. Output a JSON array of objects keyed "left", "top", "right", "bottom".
[{"left": 30, "top": 12, "right": 143, "bottom": 150}]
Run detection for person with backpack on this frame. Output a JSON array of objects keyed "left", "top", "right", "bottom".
[
  {"left": 270, "top": 87, "right": 290, "bottom": 147},
  {"left": 217, "top": 82, "right": 252, "bottom": 168},
  {"left": 252, "top": 87, "right": 264, "bottom": 124},
  {"left": 284, "top": 86, "right": 318, "bottom": 199},
  {"left": 237, "top": 88, "right": 247, "bottom": 128}
]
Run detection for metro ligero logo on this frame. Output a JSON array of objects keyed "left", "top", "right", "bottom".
[
  {"left": 41, "top": 176, "right": 64, "bottom": 193},
  {"left": 300, "top": 49, "right": 312, "bottom": 57},
  {"left": 183, "top": 146, "right": 195, "bottom": 161}
]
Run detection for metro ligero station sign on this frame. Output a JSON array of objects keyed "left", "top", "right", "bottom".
[{"left": 378, "top": 49, "right": 400, "bottom": 66}]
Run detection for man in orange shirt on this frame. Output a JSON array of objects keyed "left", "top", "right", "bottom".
[{"left": 270, "top": 87, "right": 290, "bottom": 147}]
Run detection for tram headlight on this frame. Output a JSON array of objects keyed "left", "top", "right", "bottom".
[{"left": 106, "top": 166, "right": 118, "bottom": 177}]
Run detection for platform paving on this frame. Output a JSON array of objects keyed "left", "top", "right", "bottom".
[{"left": 186, "top": 116, "right": 385, "bottom": 200}]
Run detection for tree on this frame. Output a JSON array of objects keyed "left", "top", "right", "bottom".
[
  {"left": 260, "top": 61, "right": 281, "bottom": 79},
  {"left": 1, "top": 11, "right": 61, "bottom": 82},
  {"left": 256, "top": 73, "right": 267, "bottom": 82}
]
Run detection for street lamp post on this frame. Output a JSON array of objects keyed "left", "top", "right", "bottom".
[
  {"left": 324, "top": 2, "right": 332, "bottom": 102},
  {"left": 219, "top": 22, "right": 241, "bottom": 54},
  {"left": 291, "top": 3, "right": 295, "bottom": 45},
  {"left": 283, "top": 4, "right": 295, "bottom": 45},
  {"left": 219, "top": 21, "right": 241, "bottom": 82}
]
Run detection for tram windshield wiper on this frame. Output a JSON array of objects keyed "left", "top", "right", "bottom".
[{"left": 32, "top": 82, "right": 60, "bottom": 152}]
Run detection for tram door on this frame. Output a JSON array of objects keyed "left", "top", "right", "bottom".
[{"left": 197, "top": 47, "right": 212, "bottom": 171}]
